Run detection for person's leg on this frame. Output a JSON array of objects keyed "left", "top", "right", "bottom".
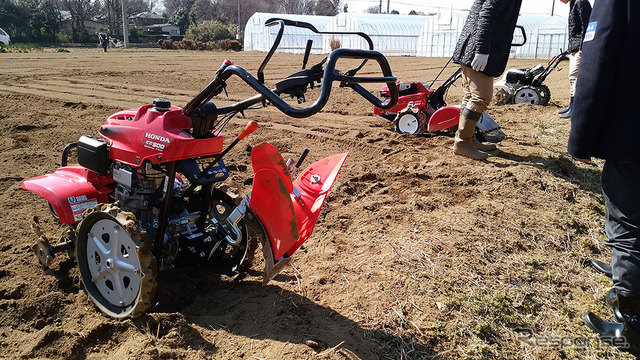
[
  {"left": 460, "top": 70, "right": 472, "bottom": 110},
  {"left": 453, "top": 66, "right": 494, "bottom": 159},
  {"left": 603, "top": 160, "right": 640, "bottom": 299},
  {"left": 460, "top": 66, "right": 492, "bottom": 114},
  {"left": 463, "top": 68, "right": 497, "bottom": 151},
  {"left": 560, "top": 51, "right": 580, "bottom": 117},
  {"left": 599, "top": 160, "right": 640, "bottom": 353}
]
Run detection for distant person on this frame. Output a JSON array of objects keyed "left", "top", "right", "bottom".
[
  {"left": 96, "top": 32, "right": 108, "bottom": 52},
  {"left": 451, "top": 0, "right": 523, "bottom": 160},
  {"left": 558, "top": 0, "right": 592, "bottom": 118},
  {"left": 569, "top": 0, "right": 640, "bottom": 355}
]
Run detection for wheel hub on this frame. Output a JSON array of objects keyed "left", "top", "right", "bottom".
[
  {"left": 76, "top": 204, "right": 157, "bottom": 318},
  {"left": 514, "top": 86, "right": 541, "bottom": 105},
  {"left": 395, "top": 108, "right": 426, "bottom": 135},
  {"left": 86, "top": 218, "right": 142, "bottom": 307}
]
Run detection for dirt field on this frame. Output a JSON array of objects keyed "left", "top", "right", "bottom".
[{"left": 0, "top": 47, "right": 628, "bottom": 360}]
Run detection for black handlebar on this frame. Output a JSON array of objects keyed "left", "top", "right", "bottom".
[
  {"left": 184, "top": 19, "right": 398, "bottom": 121},
  {"left": 512, "top": 25, "right": 527, "bottom": 47}
]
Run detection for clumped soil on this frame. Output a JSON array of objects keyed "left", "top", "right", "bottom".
[{"left": 0, "top": 48, "right": 625, "bottom": 359}]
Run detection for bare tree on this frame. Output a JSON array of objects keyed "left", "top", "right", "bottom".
[
  {"left": 189, "top": 0, "right": 215, "bottom": 22},
  {"left": 279, "top": 0, "right": 313, "bottom": 14},
  {"left": 58, "top": 0, "right": 98, "bottom": 40},
  {"left": 365, "top": 5, "right": 379, "bottom": 13},
  {"left": 97, "top": 0, "right": 153, "bottom": 37},
  {"left": 314, "top": 0, "right": 339, "bottom": 15},
  {"left": 99, "top": 0, "right": 120, "bottom": 35},
  {"left": 215, "top": 0, "right": 278, "bottom": 29},
  {"left": 163, "top": 0, "right": 194, "bottom": 17},
  {"left": 127, "top": 0, "right": 153, "bottom": 15}
]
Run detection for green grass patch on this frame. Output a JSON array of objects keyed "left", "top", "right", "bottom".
[{"left": 1, "top": 43, "right": 44, "bottom": 52}]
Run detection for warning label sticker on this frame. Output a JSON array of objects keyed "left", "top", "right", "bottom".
[{"left": 71, "top": 198, "right": 98, "bottom": 222}]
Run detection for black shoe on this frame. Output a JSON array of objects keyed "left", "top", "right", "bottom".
[
  {"left": 590, "top": 259, "right": 613, "bottom": 278},
  {"left": 583, "top": 312, "right": 640, "bottom": 356},
  {"left": 606, "top": 288, "right": 625, "bottom": 322},
  {"left": 558, "top": 105, "right": 571, "bottom": 114},
  {"left": 559, "top": 108, "right": 572, "bottom": 118}
]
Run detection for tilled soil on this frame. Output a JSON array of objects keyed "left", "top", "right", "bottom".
[{"left": 0, "top": 48, "right": 623, "bottom": 360}]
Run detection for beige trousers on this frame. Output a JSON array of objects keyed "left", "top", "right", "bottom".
[
  {"left": 460, "top": 65, "right": 494, "bottom": 114},
  {"left": 569, "top": 51, "right": 582, "bottom": 97}
]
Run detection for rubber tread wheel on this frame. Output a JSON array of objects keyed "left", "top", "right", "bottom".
[
  {"left": 537, "top": 84, "right": 551, "bottom": 106},
  {"left": 514, "top": 86, "right": 541, "bottom": 105},
  {"left": 76, "top": 204, "right": 157, "bottom": 318},
  {"left": 395, "top": 108, "right": 425, "bottom": 135}
]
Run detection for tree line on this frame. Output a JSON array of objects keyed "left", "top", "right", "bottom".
[{"left": 0, "top": 0, "right": 341, "bottom": 44}]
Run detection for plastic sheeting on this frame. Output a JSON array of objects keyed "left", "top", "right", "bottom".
[
  {"left": 244, "top": 13, "right": 331, "bottom": 54},
  {"left": 417, "top": 12, "right": 568, "bottom": 59},
  {"left": 244, "top": 12, "right": 568, "bottom": 60},
  {"left": 323, "top": 13, "right": 429, "bottom": 56}
]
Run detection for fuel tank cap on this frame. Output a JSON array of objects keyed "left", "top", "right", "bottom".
[{"left": 153, "top": 98, "right": 171, "bottom": 112}]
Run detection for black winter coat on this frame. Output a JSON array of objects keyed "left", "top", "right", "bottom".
[
  {"left": 452, "top": 0, "right": 523, "bottom": 77},
  {"left": 567, "top": 0, "right": 592, "bottom": 53},
  {"left": 568, "top": 0, "right": 640, "bottom": 163}
]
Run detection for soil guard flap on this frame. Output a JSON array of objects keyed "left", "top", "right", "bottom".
[
  {"left": 427, "top": 106, "right": 460, "bottom": 132},
  {"left": 288, "top": 152, "right": 349, "bottom": 256},
  {"left": 21, "top": 165, "right": 113, "bottom": 225},
  {"left": 249, "top": 143, "right": 298, "bottom": 260}
]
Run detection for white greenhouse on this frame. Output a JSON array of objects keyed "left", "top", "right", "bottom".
[
  {"left": 244, "top": 12, "right": 568, "bottom": 60},
  {"left": 322, "top": 13, "right": 430, "bottom": 56},
  {"left": 417, "top": 11, "right": 568, "bottom": 59},
  {"left": 511, "top": 14, "right": 568, "bottom": 59},
  {"left": 243, "top": 13, "right": 331, "bottom": 54}
]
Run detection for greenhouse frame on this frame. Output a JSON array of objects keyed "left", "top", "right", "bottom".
[
  {"left": 243, "top": 13, "right": 332, "bottom": 54},
  {"left": 244, "top": 12, "right": 568, "bottom": 60}
]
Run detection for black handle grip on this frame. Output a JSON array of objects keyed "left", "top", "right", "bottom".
[
  {"left": 512, "top": 25, "right": 527, "bottom": 47},
  {"left": 184, "top": 21, "right": 398, "bottom": 119},
  {"left": 295, "top": 148, "right": 310, "bottom": 169}
]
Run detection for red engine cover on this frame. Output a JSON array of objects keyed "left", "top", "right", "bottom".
[
  {"left": 373, "top": 82, "right": 433, "bottom": 116},
  {"left": 99, "top": 105, "right": 224, "bottom": 166}
]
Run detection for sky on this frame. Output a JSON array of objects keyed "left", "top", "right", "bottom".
[{"left": 343, "top": 0, "right": 572, "bottom": 17}]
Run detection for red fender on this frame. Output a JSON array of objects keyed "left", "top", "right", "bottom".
[
  {"left": 249, "top": 143, "right": 299, "bottom": 261},
  {"left": 21, "top": 165, "right": 114, "bottom": 225},
  {"left": 288, "top": 152, "right": 348, "bottom": 256},
  {"left": 427, "top": 105, "right": 460, "bottom": 132},
  {"left": 249, "top": 143, "right": 348, "bottom": 261}
]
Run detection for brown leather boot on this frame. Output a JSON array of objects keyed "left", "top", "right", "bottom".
[{"left": 453, "top": 115, "right": 488, "bottom": 160}]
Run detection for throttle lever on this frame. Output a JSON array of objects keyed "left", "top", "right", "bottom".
[
  {"left": 290, "top": 148, "right": 309, "bottom": 178},
  {"left": 216, "top": 60, "right": 233, "bottom": 97}
]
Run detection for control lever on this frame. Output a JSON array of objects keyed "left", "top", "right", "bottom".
[
  {"left": 215, "top": 60, "right": 234, "bottom": 97},
  {"left": 302, "top": 40, "right": 313, "bottom": 70},
  {"left": 198, "top": 121, "right": 258, "bottom": 180},
  {"left": 288, "top": 148, "right": 309, "bottom": 179}
]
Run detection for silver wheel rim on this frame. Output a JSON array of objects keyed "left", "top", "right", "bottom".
[
  {"left": 514, "top": 88, "right": 540, "bottom": 105},
  {"left": 86, "top": 218, "right": 142, "bottom": 307},
  {"left": 397, "top": 114, "right": 419, "bottom": 134}
]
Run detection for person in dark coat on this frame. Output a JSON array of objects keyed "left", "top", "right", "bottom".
[
  {"left": 558, "top": 0, "right": 591, "bottom": 118},
  {"left": 451, "top": 0, "right": 523, "bottom": 160},
  {"left": 570, "top": 0, "right": 640, "bottom": 355},
  {"left": 96, "top": 32, "right": 108, "bottom": 52}
]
